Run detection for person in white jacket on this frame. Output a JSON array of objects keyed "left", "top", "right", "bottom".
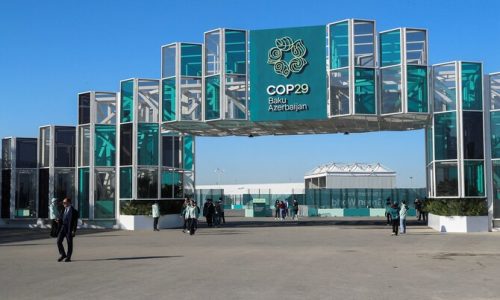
[
  {"left": 187, "top": 200, "right": 199, "bottom": 235},
  {"left": 399, "top": 201, "right": 409, "bottom": 234},
  {"left": 152, "top": 201, "right": 160, "bottom": 231},
  {"left": 49, "top": 198, "right": 60, "bottom": 237}
]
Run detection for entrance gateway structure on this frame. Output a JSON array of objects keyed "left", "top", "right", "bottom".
[{"left": 1, "top": 19, "right": 500, "bottom": 230}]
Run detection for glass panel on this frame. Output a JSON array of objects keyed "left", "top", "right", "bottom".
[
  {"left": 426, "top": 126, "right": 433, "bottom": 164},
  {"left": 137, "top": 123, "right": 159, "bottom": 166},
  {"left": 354, "top": 67, "right": 375, "bottom": 114},
  {"left": 380, "top": 29, "right": 401, "bottom": 67},
  {"left": 161, "top": 45, "right": 176, "bottom": 78},
  {"left": 78, "top": 168, "right": 89, "bottom": 218},
  {"left": 119, "top": 123, "right": 132, "bottom": 166},
  {"left": 462, "top": 62, "right": 482, "bottom": 110},
  {"left": 38, "top": 168, "right": 49, "bottom": 218},
  {"left": 434, "top": 112, "right": 457, "bottom": 160},
  {"left": 464, "top": 161, "right": 484, "bottom": 197},
  {"left": 353, "top": 20, "right": 375, "bottom": 67},
  {"left": 463, "top": 112, "right": 484, "bottom": 159},
  {"left": 15, "top": 169, "right": 36, "bottom": 217},
  {"left": 39, "top": 127, "right": 50, "bottom": 168},
  {"left": 120, "top": 80, "right": 134, "bottom": 123},
  {"left": 183, "top": 135, "right": 194, "bottom": 170},
  {"left": 225, "top": 75, "right": 247, "bottom": 119},
  {"left": 329, "top": 68, "right": 350, "bottom": 115},
  {"left": 225, "top": 30, "right": 246, "bottom": 74},
  {"left": 406, "top": 30, "right": 427, "bottom": 65},
  {"left": 78, "top": 93, "right": 91, "bottom": 125},
  {"left": 161, "top": 170, "right": 183, "bottom": 198},
  {"left": 137, "top": 168, "right": 158, "bottom": 199},
  {"left": 181, "top": 44, "right": 202, "bottom": 77},
  {"left": 119, "top": 167, "right": 132, "bottom": 199},
  {"left": 162, "top": 135, "right": 173, "bottom": 167},
  {"left": 435, "top": 161, "right": 458, "bottom": 197},
  {"left": 491, "top": 111, "right": 500, "bottom": 159},
  {"left": 205, "top": 75, "right": 221, "bottom": 120},
  {"left": 1, "top": 170, "right": 11, "bottom": 218},
  {"left": 183, "top": 171, "right": 195, "bottom": 198},
  {"left": 433, "top": 63, "right": 457, "bottom": 112},
  {"left": 381, "top": 66, "right": 402, "bottom": 114},
  {"left": 16, "top": 138, "right": 37, "bottom": 169},
  {"left": 78, "top": 126, "right": 90, "bottom": 167},
  {"left": 329, "top": 21, "right": 349, "bottom": 69},
  {"left": 174, "top": 137, "right": 181, "bottom": 168},
  {"left": 95, "top": 92, "right": 117, "bottom": 125},
  {"left": 54, "top": 169, "right": 75, "bottom": 201},
  {"left": 2, "top": 139, "right": 11, "bottom": 169},
  {"left": 492, "top": 161, "right": 500, "bottom": 218},
  {"left": 180, "top": 78, "right": 202, "bottom": 121},
  {"left": 407, "top": 65, "right": 428, "bottom": 113},
  {"left": 95, "top": 125, "right": 116, "bottom": 167},
  {"left": 95, "top": 169, "right": 115, "bottom": 219},
  {"left": 491, "top": 74, "right": 500, "bottom": 110},
  {"left": 205, "top": 30, "right": 221, "bottom": 76},
  {"left": 137, "top": 79, "right": 159, "bottom": 123},
  {"left": 54, "top": 127, "right": 75, "bottom": 168},
  {"left": 162, "top": 78, "right": 176, "bottom": 122}
]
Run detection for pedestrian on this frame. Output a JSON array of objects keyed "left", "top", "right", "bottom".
[
  {"left": 399, "top": 200, "right": 409, "bottom": 234},
  {"left": 214, "top": 201, "right": 221, "bottom": 227},
  {"left": 280, "top": 201, "right": 286, "bottom": 220},
  {"left": 219, "top": 197, "right": 226, "bottom": 224},
  {"left": 181, "top": 198, "right": 190, "bottom": 233},
  {"left": 203, "top": 199, "right": 214, "bottom": 227},
  {"left": 421, "top": 198, "right": 428, "bottom": 223},
  {"left": 285, "top": 200, "right": 289, "bottom": 218},
  {"left": 414, "top": 198, "right": 422, "bottom": 221},
  {"left": 389, "top": 202, "right": 400, "bottom": 236},
  {"left": 187, "top": 200, "right": 199, "bottom": 235},
  {"left": 292, "top": 199, "right": 299, "bottom": 220},
  {"left": 274, "top": 199, "right": 280, "bottom": 220},
  {"left": 56, "top": 198, "right": 78, "bottom": 262},
  {"left": 385, "top": 197, "right": 392, "bottom": 225},
  {"left": 152, "top": 201, "right": 160, "bottom": 231},
  {"left": 49, "top": 198, "right": 60, "bottom": 238}
]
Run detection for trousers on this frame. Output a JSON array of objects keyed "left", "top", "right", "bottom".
[{"left": 57, "top": 227, "right": 73, "bottom": 258}]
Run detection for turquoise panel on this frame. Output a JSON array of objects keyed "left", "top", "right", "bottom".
[
  {"left": 183, "top": 135, "right": 194, "bottom": 170},
  {"left": 492, "top": 161, "right": 500, "bottom": 218},
  {"left": 162, "top": 78, "right": 176, "bottom": 122},
  {"left": 205, "top": 75, "right": 220, "bottom": 120},
  {"left": 95, "top": 125, "right": 116, "bottom": 167},
  {"left": 462, "top": 62, "right": 482, "bottom": 110},
  {"left": 120, "top": 80, "right": 134, "bottom": 123},
  {"left": 181, "top": 44, "right": 202, "bottom": 77},
  {"left": 380, "top": 29, "right": 401, "bottom": 67},
  {"left": 249, "top": 26, "right": 327, "bottom": 121},
  {"left": 329, "top": 21, "right": 349, "bottom": 69},
  {"left": 491, "top": 111, "right": 500, "bottom": 159},
  {"left": 434, "top": 112, "right": 457, "bottom": 160},
  {"left": 354, "top": 67, "right": 376, "bottom": 114},
  {"left": 137, "top": 123, "right": 159, "bottom": 165},
  {"left": 407, "top": 65, "right": 428, "bottom": 113},
  {"left": 120, "top": 167, "right": 132, "bottom": 199},
  {"left": 78, "top": 168, "right": 89, "bottom": 218},
  {"left": 464, "top": 160, "right": 485, "bottom": 197},
  {"left": 344, "top": 208, "right": 370, "bottom": 216},
  {"left": 225, "top": 30, "right": 246, "bottom": 74}
]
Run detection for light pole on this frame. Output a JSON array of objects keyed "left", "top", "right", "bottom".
[
  {"left": 409, "top": 176, "right": 413, "bottom": 188},
  {"left": 215, "top": 168, "right": 224, "bottom": 186}
]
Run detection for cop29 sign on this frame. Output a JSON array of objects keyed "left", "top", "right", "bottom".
[{"left": 249, "top": 26, "right": 327, "bottom": 121}]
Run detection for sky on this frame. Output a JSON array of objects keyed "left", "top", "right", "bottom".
[{"left": 1, "top": 0, "right": 499, "bottom": 187}]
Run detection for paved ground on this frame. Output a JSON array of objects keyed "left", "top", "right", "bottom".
[{"left": 1, "top": 217, "right": 499, "bottom": 300}]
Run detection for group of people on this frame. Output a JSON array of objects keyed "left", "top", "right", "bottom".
[
  {"left": 386, "top": 199, "right": 409, "bottom": 236},
  {"left": 274, "top": 199, "right": 299, "bottom": 221},
  {"left": 202, "top": 198, "right": 225, "bottom": 227},
  {"left": 49, "top": 197, "right": 79, "bottom": 262},
  {"left": 180, "top": 198, "right": 200, "bottom": 235}
]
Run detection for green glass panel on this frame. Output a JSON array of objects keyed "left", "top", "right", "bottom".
[
  {"left": 183, "top": 135, "right": 194, "bottom": 170},
  {"left": 181, "top": 44, "right": 202, "bottom": 77},
  {"left": 381, "top": 66, "right": 402, "bottom": 114},
  {"left": 435, "top": 162, "right": 458, "bottom": 197},
  {"left": 426, "top": 126, "right": 433, "bottom": 163},
  {"left": 330, "top": 21, "right": 349, "bottom": 69},
  {"left": 491, "top": 111, "right": 500, "bottom": 159},
  {"left": 434, "top": 112, "right": 457, "bottom": 160},
  {"left": 492, "top": 161, "right": 500, "bottom": 218},
  {"left": 137, "top": 168, "right": 158, "bottom": 199},
  {"left": 205, "top": 75, "right": 220, "bottom": 120},
  {"left": 464, "top": 160, "right": 485, "bottom": 197},
  {"left": 162, "top": 78, "right": 176, "bottom": 122},
  {"left": 407, "top": 65, "right": 428, "bottom": 113},
  {"left": 354, "top": 67, "right": 375, "bottom": 114},
  {"left": 462, "top": 63, "right": 482, "bottom": 110},
  {"left": 161, "top": 171, "right": 183, "bottom": 199},
  {"left": 120, "top": 80, "right": 134, "bottom": 123},
  {"left": 380, "top": 30, "right": 401, "bottom": 67},
  {"left": 94, "top": 169, "right": 115, "bottom": 219},
  {"left": 137, "top": 123, "right": 159, "bottom": 165},
  {"left": 95, "top": 125, "right": 116, "bottom": 167},
  {"left": 225, "top": 30, "right": 246, "bottom": 74},
  {"left": 120, "top": 167, "right": 132, "bottom": 199},
  {"left": 78, "top": 168, "right": 89, "bottom": 218}
]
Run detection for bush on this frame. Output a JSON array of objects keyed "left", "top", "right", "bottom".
[{"left": 423, "top": 198, "right": 487, "bottom": 216}]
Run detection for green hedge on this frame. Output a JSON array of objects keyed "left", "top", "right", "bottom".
[
  {"left": 120, "top": 200, "right": 185, "bottom": 216},
  {"left": 423, "top": 198, "right": 487, "bottom": 216}
]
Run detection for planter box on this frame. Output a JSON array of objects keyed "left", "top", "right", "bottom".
[
  {"left": 428, "top": 213, "right": 489, "bottom": 233},
  {"left": 119, "top": 215, "right": 183, "bottom": 230}
]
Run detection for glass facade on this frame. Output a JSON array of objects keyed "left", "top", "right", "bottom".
[
  {"left": 205, "top": 30, "right": 221, "bottom": 76},
  {"left": 434, "top": 112, "right": 457, "bottom": 160},
  {"left": 78, "top": 168, "right": 90, "bottom": 218},
  {"left": 181, "top": 44, "right": 202, "bottom": 77},
  {"left": 120, "top": 167, "right": 132, "bottom": 199},
  {"left": 180, "top": 78, "right": 202, "bottom": 121},
  {"left": 79, "top": 126, "right": 90, "bottom": 167},
  {"left": 162, "top": 78, "right": 176, "bottom": 122},
  {"left": 354, "top": 68, "right": 376, "bottom": 114},
  {"left": 381, "top": 66, "right": 402, "bottom": 114},
  {"left": 161, "top": 45, "right": 176, "bottom": 78},
  {"left": 161, "top": 170, "right": 183, "bottom": 199},
  {"left": 16, "top": 139, "right": 37, "bottom": 169},
  {"left": 120, "top": 123, "right": 132, "bottom": 166},
  {"left": 120, "top": 80, "right": 134, "bottom": 123},
  {"left": 95, "top": 125, "right": 116, "bottom": 166},
  {"left": 54, "top": 169, "right": 75, "bottom": 201},
  {"left": 433, "top": 63, "right": 457, "bottom": 112},
  {"left": 95, "top": 169, "right": 115, "bottom": 218},
  {"left": 493, "top": 161, "right": 500, "bottom": 218},
  {"left": 54, "top": 127, "right": 75, "bottom": 168},
  {"left": 205, "top": 75, "right": 220, "bottom": 120},
  {"left": 464, "top": 161, "right": 485, "bottom": 197},
  {"left": 78, "top": 93, "right": 91, "bottom": 124},
  {"left": 330, "top": 69, "right": 350, "bottom": 115},
  {"left": 15, "top": 169, "right": 36, "bottom": 217},
  {"left": 462, "top": 112, "right": 484, "bottom": 159},
  {"left": 137, "top": 123, "right": 159, "bottom": 166},
  {"left": 491, "top": 111, "right": 500, "bottom": 159},
  {"left": 225, "top": 30, "right": 246, "bottom": 75},
  {"left": 407, "top": 66, "right": 428, "bottom": 113},
  {"left": 137, "top": 168, "right": 158, "bottom": 199},
  {"left": 491, "top": 74, "right": 500, "bottom": 110},
  {"left": 329, "top": 21, "right": 349, "bottom": 69},
  {"left": 435, "top": 161, "right": 458, "bottom": 197},
  {"left": 380, "top": 29, "right": 401, "bottom": 67},
  {"left": 462, "top": 63, "right": 482, "bottom": 110},
  {"left": 353, "top": 20, "right": 375, "bottom": 67}
]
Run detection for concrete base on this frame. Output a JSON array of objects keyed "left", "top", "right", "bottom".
[
  {"left": 118, "top": 215, "right": 183, "bottom": 230},
  {"left": 317, "top": 209, "right": 343, "bottom": 217},
  {"left": 428, "top": 213, "right": 489, "bottom": 233}
]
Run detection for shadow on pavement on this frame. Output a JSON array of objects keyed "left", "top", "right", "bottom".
[
  {"left": 77, "top": 255, "right": 183, "bottom": 262},
  {"left": 0, "top": 229, "right": 115, "bottom": 245}
]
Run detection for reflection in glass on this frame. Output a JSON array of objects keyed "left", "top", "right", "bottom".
[
  {"left": 205, "top": 30, "right": 221, "bottom": 76},
  {"left": 434, "top": 112, "right": 457, "bottom": 160},
  {"left": 463, "top": 112, "right": 483, "bottom": 159},
  {"left": 55, "top": 169, "right": 75, "bottom": 201},
  {"left": 120, "top": 167, "right": 132, "bottom": 199},
  {"left": 95, "top": 125, "right": 116, "bottom": 166},
  {"left": 354, "top": 68, "right": 375, "bottom": 114},
  {"left": 461, "top": 63, "right": 482, "bottom": 110},
  {"left": 162, "top": 78, "right": 176, "bottom": 122},
  {"left": 137, "top": 123, "right": 159, "bottom": 166},
  {"left": 120, "top": 80, "right": 134, "bottom": 123},
  {"left": 78, "top": 93, "right": 91, "bottom": 124},
  {"left": 40, "top": 127, "right": 50, "bottom": 168},
  {"left": 95, "top": 169, "right": 115, "bottom": 219},
  {"left": 354, "top": 20, "right": 375, "bottom": 67},
  {"left": 435, "top": 161, "right": 458, "bottom": 197},
  {"left": 225, "top": 75, "right": 246, "bottom": 119},
  {"left": 137, "top": 168, "right": 158, "bottom": 199},
  {"left": 330, "top": 68, "right": 350, "bottom": 115},
  {"left": 161, "top": 45, "right": 176, "bottom": 78},
  {"left": 491, "top": 74, "right": 500, "bottom": 110},
  {"left": 225, "top": 30, "right": 246, "bottom": 74},
  {"left": 205, "top": 75, "right": 220, "bottom": 120},
  {"left": 16, "top": 138, "right": 37, "bottom": 169},
  {"left": 79, "top": 126, "right": 90, "bottom": 167},
  {"left": 464, "top": 161, "right": 484, "bottom": 197},
  {"left": 433, "top": 64, "right": 456, "bottom": 112},
  {"left": 137, "top": 80, "right": 159, "bottom": 123},
  {"left": 491, "top": 111, "right": 500, "bottom": 159},
  {"left": 406, "top": 30, "right": 426, "bottom": 65},
  {"left": 54, "top": 127, "right": 75, "bottom": 168},
  {"left": 329, "top": 21, "right": 349, "bottom": 69},
  {"left": 78, "top": 168, "right": 89, "bottom": 218},
  {"left": 407, "top": 66, "right": 428, "bottom": 113},
  {"left": 381, "top": 66, "right": 402, "bottom": 114},
  {"left": 380, "top": 29, "right": 401, "bottom": 67},
  {"left": 492, "top": 161, "right": 500, "bottom": 218},
  {"left": 15, "top": 169, "right": 37, "bottom": 217},
  {"left": 120, "top": 123, "right": 132, "bottom": 166}
]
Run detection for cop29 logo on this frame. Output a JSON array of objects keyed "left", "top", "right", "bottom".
[{"left": 267, "top": 36, "right": 308, "bottom": 78}]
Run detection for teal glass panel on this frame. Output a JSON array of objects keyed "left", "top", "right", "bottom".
[
  {"left": 426, "top": 126, "right": 433, "bottom": 164},
  {"left": 380, "top": 30, "right": 401, "bottom": 67},
  {"left": 462, "top": 63, "right": 482, "bottom": 110},
  {"left": 120, "top": 80, "right": 134, "bottom": 123},
  {"left": 78, "top": 168, "right": 89, "bottom": 218},
  {"left": 354, "top": 67, "right": 376, "bottom": 114},
  {"left": 492, "top": 161, "right": 500, "bottom": 218},
  {"left": 94, "top": 125, "right": 116, "bottom": 167},
  {"left": 94, "top": 169, "right": 115, "bottom": 219},
  {"left": 491, "top": 111, "right": 500, "bottom": 158},
  {"left": 464, "top": 160, "right": 485, "bottom": 197},
  {"left": 120, "top": 167, "right": 132, "bottom": 199},
  {"left": 407, "top": 65, "right": 428, "bottom": 112},
  {"left": 434, "top": 112, "right": 457, "bottom": 160},
  {"left": 491, "top": 74, "right": 500, "bottom": 110},
  {"left": 330, "top": 21, "right": 349, "bottom": 69},
  {"left": 162, "top": 78, "right": 176, "bottom": 122},
  {"left": 463, "top": 112, "right": 483, "bottom": 159},
  {"left": 137, "top": 123, "right": 159, "bottom": 165},
  {"left": 137, "top": 168, "right": 158, "bottom": 199},
  {"left": 225, "top": 30, "right": 246, "bottom": 74},
  {"left": 183, "top": 135, "right": 194, "bottom": 170},
  {"left": 381, "top": 66, "right": 402, "bottom": 114},
  {"left": 205, "top": 75, "right": 220, "bottom": 120},
  {"left": 435, "top": 161, "right": 458, "bottom": 197},
  {"left": 161, "top": 171, "right": 183, "bottom": 199},
  {"left": 181, "top": 44, "right": 202, "bottom": 77}
]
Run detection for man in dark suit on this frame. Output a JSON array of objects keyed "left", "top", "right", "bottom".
[{"left": 56, "top": 198, "right": 78, "bottom": 262}]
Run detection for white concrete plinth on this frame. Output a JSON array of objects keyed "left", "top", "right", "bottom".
[
  {"left": 428, "top": 213, "right": 489, "bottom": 233},
  {"left": 119, "top": 215, "right": 183, "bottom": 230}
]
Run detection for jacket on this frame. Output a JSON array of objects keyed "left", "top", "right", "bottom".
[
  {"left": 58, "top": 206, "right": 78, "bottom": 234},
  {"left": 399, "top": 205, "right": 408, "bottom": 219},
  {"left": 187, "top": 206, "right": 199, "bottom": 219},
  {"left": 389, "top": 206, "right": 400, "bottom": 220},
  {"left": 49, "top": 202, "right": 59, "bottom": 220},
  {"left": 152, "top": 203, "right": 160, "bottom": 218}
]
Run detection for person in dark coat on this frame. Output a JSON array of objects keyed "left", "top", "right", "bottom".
[
  {"left": 203, "top": 199, "right": 214, "bottom": 227},
  {"left": 56, "top": 198, "right": 78, "bottom": 262}
]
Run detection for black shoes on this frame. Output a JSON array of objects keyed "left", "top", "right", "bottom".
[
  {"left": 64, "top": 258, "right": 71, "bottom": 262},
  {"left": 57, "top": 256, "right": 66, "bottom": 262}
]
